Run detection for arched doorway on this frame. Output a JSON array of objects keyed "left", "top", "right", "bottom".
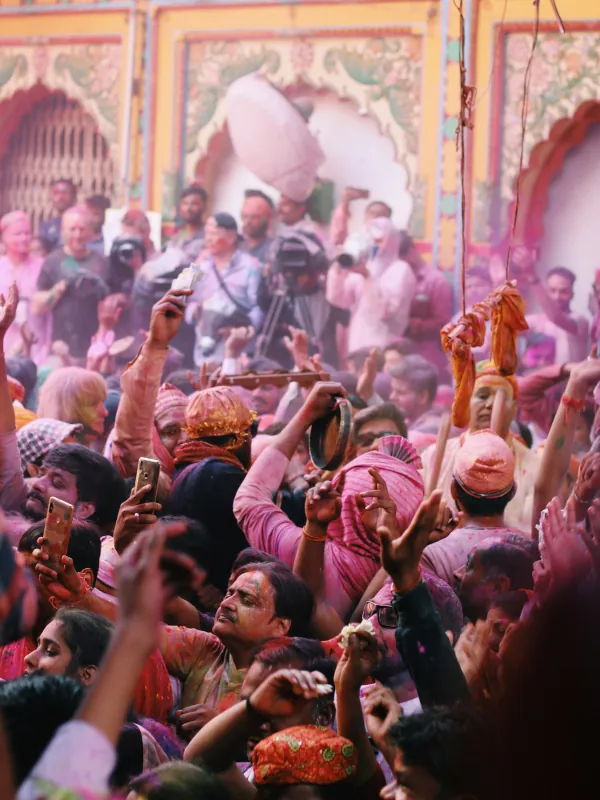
[{"left": 0, "top": 91, "right": 118, "bottom": 231}]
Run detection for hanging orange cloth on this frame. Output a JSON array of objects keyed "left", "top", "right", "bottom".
[
  {"left": 441, "top": 311, "right": 487, "bottom": 428},
  {"left": 487, "top": 281, "right": 528, "bottom": 376}
]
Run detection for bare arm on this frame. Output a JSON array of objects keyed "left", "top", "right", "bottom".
[
  {"left": 31, "top": 280, "right": 67, "bottom": 315},
  {"left": 532, "top": 358, "right": 600, "bottom": 535},
  {"left": 350, "top": 567, "right": 388, "bottom": 623}
]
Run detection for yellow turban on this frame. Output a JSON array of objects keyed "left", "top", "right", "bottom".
[{"left": 184, "top": 386, "right": 256, "bottom": 446}]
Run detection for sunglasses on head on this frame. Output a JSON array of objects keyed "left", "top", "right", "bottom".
[{"left": 362, "top": 600, "right": 398, "bottom": 629}]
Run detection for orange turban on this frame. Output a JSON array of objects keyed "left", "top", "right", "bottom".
[
  {"left": 475, "top": 360, "right": 519, "bottom": 400},
  {"left": 184, "top": 386, "right": 256, "bottom": 446},
  {"left": 454, "top": 429, "right": 515, "bottom": 498},
  {"left": 8, "top": 377, "right": 25, "bottom": 404},
  {"left": 252, "top": 725, "right": 357, "bottom": 785},
  {"left": 14, "top": 405, "right": 37, "bottom": 431}
]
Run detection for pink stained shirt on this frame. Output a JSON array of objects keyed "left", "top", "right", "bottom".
[
  {"left": 326, "top": 260, "right": 417, "bottom": 353},
  {"left": 0, "top": 255, "right": 50, "bottom": 363},
  {"left": 233, "top": 447, "right": 424, "bottom": 619},
  {"left": 421, "top": 525, "right": 523, "bottom": 587}
]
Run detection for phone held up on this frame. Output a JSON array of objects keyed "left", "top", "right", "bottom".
[
  {"left": 134, "top": 457, "right": 161, "bottom": 504},
  {"left": 44, "top": 497, "right": 74, "bottom": 563}
]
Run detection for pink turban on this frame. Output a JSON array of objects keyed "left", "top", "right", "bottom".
[
  {"left": 327, "top": 437, "right": 424, "bottom": 603},
  {"left": 453, "top": 429, "right": 515, "bottom": 498},
  {"left": 154, "top": 383, "right": 187, "bottom": 429}
]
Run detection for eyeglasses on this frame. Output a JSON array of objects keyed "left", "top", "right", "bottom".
[{"left": 362, "top": 600, "right": 398, "bottom": 629}]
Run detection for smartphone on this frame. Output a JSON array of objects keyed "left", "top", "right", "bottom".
[
  {"left": 134, "top": 457, "right": 161, "bottom": 504},
  {"left": 44, "top": 497, "right": 74, "bottom": 563}
]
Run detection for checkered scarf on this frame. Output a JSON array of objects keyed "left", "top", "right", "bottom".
[{"left": 17, "top": 418, "right": 83, "bottom": 474}]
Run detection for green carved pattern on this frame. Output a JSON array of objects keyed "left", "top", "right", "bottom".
[
  {"left": 185, "top": 44, "right": 281, "bottom": 154},
  {"left": 0, "top": 54, "right": 27, "bottom": 89}
]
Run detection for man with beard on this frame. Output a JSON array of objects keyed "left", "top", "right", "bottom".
[
  {"left": 241, "top": 189, "right": 274, "bottom": 266},
  {"left": 169, "top": 186, "right": 208, "bottom": 263},
  {"left": 0, "top": 282, "right": 126, "bottom": 524}
]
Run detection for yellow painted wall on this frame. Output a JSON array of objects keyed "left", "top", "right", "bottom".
[{"left": 0, "top": 0, "right": 599, "bottom": 277}]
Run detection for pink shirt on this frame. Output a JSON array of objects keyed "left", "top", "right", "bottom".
[
  {"left": 421, "top": 525, "right": 522, "bottom": 586},
  {"left": 0, "top": 255, "right": 50, "bottom": 363},
  {"left": 407, "top": 266, "right": 454, "bottom": 371}
]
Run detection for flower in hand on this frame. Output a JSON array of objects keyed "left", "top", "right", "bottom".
[{"left": 334, "top": 630, "right": 381, "bottom": 694}]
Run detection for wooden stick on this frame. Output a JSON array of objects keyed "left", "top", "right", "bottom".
[
  {"left": 219, "top": 371, "right": 330, "bottom": 390},
  {"left": 490, "top": 389, "right": 507, "bottom": 436},
  {"left": 426, "top": 413, "right": 452, "bottom": 496}
]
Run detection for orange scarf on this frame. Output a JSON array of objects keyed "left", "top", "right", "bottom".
[{"left": 173, "top": 439, "right": 247, "bottom": 472}]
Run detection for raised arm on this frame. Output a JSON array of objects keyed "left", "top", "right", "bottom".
[
  {"left": 532, "top": 356, "right": 600, "bottom": 535},
  {"left": 376, "top": 486, "right": 470, "bottom": 708},
  {"left": 233, "top": 381, "right": 345, "bottom": 564},
  {"left": 0, "top": 283, "right": 28, "bottom": 511},
  {"left": 110, "top": 288, "right": 191, "bottom": 478},
  {"left": 293, "top": 477, "right": 345, "bottom": 639}
]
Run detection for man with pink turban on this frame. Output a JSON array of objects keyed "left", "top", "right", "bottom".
[
  {"left": 234, "top": 382, "right": 424, "bottom": 617},
  {"left": 421, "top": 428, "right": 523, "bottom": 585},
  {"left": 421, "top": 361, "right": 541, "bottom": 533}
]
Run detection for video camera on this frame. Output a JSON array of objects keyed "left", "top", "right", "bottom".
[
  {"left": 110, "top": 235, "right": 147, "bottom": 268},
  {"left": 273, "top": 231, "right": 329, "bottom": 288}
]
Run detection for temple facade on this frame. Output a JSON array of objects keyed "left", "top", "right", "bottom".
[{"left": 0, "top": 0, "right": 597, "bottom": 313}]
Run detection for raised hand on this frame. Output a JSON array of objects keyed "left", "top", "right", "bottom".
[
  {"left": 33, "top": 537, "right": 88, "bottom": 607},
  {"left": 176, "top": 703, "right": 219, "bottom": 737},
  {"left": 0, "top": 282, "right": 18, "bottom": 339},
  {"left": 248, "top": 668, "right": 330, "bottom": 719},
  {"left": 113, "top": 483, "right": 163, "bottom": 555},
  {"left": 224, "top": 326, "right": 255, "bottom": 360},
  {"left": 356, "top": 467, "right": 398, "bottom": 541},
  {"left": 147, "top": 289, "right": 192, "bottom": 350},
  {"left": 581, "top": 498, "right": 600, "bottom": 578},
  {"left": 334, "top": 630, "right": 381, "bottom": 694},
  {"left": 377, "top": 490, "right": 443, "bottom": 592},
  {"left": 298, "top": 381, "right": 346, "bottom": 427},
  {"left": 362, "top": 682, "right": 402, "bottom": 747},
  {"left": 356, "top": 348, "right": 379, "bottom": 403},
  {"left": 573, "top": 452, "right": 600, "bottom": 507},
  {"left": 454, "top": 619, "right": 493, "bottom": 687},
  {"left": 305, "top": 473, "right": 345, "bottom": 527},
  {"left": 284, "top": 326, "right": 310, "bottom": 370}
]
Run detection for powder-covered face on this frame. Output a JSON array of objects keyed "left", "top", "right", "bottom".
[
  {"left": 213, "top": 570, "right": 288, "bottom": 648},
  {"left": 157, "top": 420, "right": 183, "bottom": 454}
]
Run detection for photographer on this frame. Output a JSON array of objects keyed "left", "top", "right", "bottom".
[
  {"left": 257, "top": 230, "right": 346, "bottom": 368},
  {"left": 326, "top": 217, "right": 415, "bottom": 355},
  {"left": 33, "top": 206, "right": 108, "bottom": 363},
  {"left": 186, "top": 213, "right": 263, "bottom": 366}
]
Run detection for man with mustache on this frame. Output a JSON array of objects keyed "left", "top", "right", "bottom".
[{"left": 160, "top": 561, "right": 313, "bottom": 739}]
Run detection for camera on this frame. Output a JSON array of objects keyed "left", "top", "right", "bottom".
[
  {"left": 337, "top": 231, "right": 370, "bottom": 269},
  {"left": 110, "top": 235, "right": 146, "bottom": 267},
  {"left": 274, "top": 231, "right": 329, "bottom": 285}
]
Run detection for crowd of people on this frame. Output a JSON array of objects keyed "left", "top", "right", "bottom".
[{"left": 1, "top": 176, "right": 600, "bottom": 799}]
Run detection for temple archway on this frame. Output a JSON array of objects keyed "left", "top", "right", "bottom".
[{"left": 0, "top": 89, "right": 118, "bottom": 230}]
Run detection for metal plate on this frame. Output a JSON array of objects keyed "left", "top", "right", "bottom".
[{"left": 309, "top": 398, "right": 354, "bottom": 471}]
